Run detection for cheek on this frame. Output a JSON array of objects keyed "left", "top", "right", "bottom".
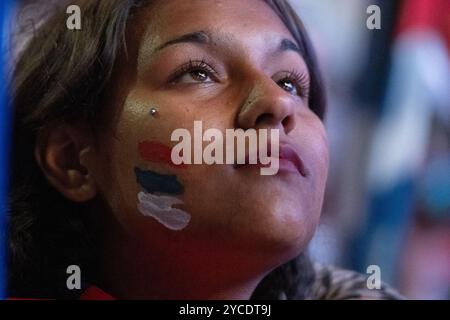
[
  {"left": 310, "top": 125, "right": 329, "bottom": 216},
  {"left": 306, "top": 117, "right": 329, "bottom": 171},
  {"left": 299, "top": 118, "right": 329, "bottom": 194},
  {"left": 315, "top": 128, "right": 330, "bottom": 181},
  {"left": 106, "top": 94, "right": 198, "bottom": 231}
]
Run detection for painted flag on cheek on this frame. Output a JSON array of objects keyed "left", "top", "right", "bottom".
[
  {"left": 134, "top": 163, "right": 190, "bottom": 230},
  {"left": 134, "top": 167, "right": 184, "bottom": 195},
  {"left": 138, "top": 140, "right": 187, "bottom": 169}
]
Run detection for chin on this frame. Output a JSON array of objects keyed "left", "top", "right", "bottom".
[
  {"left": 266, "top": 209, "right": 315, "bottom": 248},
  {"left": 185, "top": 180, "right": 321, "bottom": 255},
  {"left": 230, "top": 200, "right": 319, "bottom": 259}
]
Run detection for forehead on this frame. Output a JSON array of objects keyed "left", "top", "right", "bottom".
[{"left": 134, "top": 0, "right": 297, "bottom": 52}]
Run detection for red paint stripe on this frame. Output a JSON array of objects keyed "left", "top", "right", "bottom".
[{"left": 138, "top": 141, "right": 186, "bottom": 168}]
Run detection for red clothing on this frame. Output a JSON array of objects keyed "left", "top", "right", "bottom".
[{"left": 78, "top": 286, "right": 115, "bottom": 300}]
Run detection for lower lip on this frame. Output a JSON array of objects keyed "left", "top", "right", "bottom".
[
  {"left": 235, "top": 158, "right": 304, "bottom": 176},
  {"left": 278, "top": 158, "right": 302, "bottom": 175}
]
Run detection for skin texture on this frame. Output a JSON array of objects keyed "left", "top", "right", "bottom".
[{"left": 41, "top": 0, "right": 329, "bottom": 299}]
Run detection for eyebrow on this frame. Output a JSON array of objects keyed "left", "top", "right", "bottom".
[
  {"left": 279, "top": 38, "right": 303, "bottom": 55},
  {"left": 155, "top": 31, "right": 210, "bottom": 52},
  {"left": 154, "top": 30, "right": 304, "bottom": 58}
]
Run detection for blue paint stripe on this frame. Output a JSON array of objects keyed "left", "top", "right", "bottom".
[
  {"left": 0, "top": 0, "right": 14, "bottom": 300},
  {"left": 135, "top": 168, "right": 184, "bottom": 195}
]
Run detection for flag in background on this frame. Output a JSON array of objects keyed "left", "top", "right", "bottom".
[{"left": 352, "top": 0, "right": 450, "bottom": 296}]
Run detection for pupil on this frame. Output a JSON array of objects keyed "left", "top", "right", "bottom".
[
  {"left": 192, "top": 70, "right": 207, "bottom": 81},
  {"left": 283, "top": 81, "right": 294, "bottom": 92}
]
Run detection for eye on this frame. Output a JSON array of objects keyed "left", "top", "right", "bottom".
[
  {"left": 187, "top": 70, "right": 209, "bottom": 82},
  {"left": 177, "top": 68, "right": 211, "bottom": 84},
  {"left": 275, "top": 70, "right": 310, "bottom": 98},
  {"left": 278, "top": 79, "right": 298, "bottom": 95},
  {"left": 170, "top": 60, "right": 217, "bottom": 84}
]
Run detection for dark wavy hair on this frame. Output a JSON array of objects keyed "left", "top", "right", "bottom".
[{"left": 8, "top": 0, "right": 325, "bottom": 299}]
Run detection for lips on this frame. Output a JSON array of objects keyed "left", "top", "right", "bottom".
[
  {"left": 234, "top": 142, "right": 307, "bottom": 177},
  {"left": 278, "top": 144, "right": 307, "bottom": 177}
]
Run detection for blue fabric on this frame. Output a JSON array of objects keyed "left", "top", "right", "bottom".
[{"left": 349, "top": 179, "right": 415, "bottom": 285}]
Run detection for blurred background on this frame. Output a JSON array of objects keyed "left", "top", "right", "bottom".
[
  {"left": 1, "top": 0, "right": 450, "bottom": 299},
  {"left": 295, "top": 0, "right": 450, "bottom": 300}
]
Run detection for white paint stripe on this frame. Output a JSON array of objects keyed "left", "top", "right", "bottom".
[{"left": 137, "top": 191, "right": 191, "bottom": 231}]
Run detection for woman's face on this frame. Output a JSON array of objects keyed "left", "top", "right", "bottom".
[{"left": 88, "top": 0, "right": 328, "bottom": 262}]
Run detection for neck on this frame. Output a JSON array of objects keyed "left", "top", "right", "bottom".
[
  {"left": 96, "top": 223, "right": 281, "bottom": 300},
  {"left": 100, "top": 237, "right": 271, "bottom": 299}
]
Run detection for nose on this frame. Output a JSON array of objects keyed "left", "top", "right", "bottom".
[{"left": 237, "top": 75, "right": 297, "bottom": 135}]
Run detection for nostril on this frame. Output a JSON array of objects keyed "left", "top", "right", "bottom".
[
  {"left": 282, "top": 116, "right": 292, "bottom": 129},
  {"left": 255, "top": 113, "right": 273, "bottom": 126}
]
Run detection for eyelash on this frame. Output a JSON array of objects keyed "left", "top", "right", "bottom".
[
  {"left": 169, "top": 60, "right": 310, "bottom": 98},
  {"left": 169, "top": 59, "right": 217, "bottom": 83},
  {"left": 281, "top": 69, "right": 310, "bottom": 98}
]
